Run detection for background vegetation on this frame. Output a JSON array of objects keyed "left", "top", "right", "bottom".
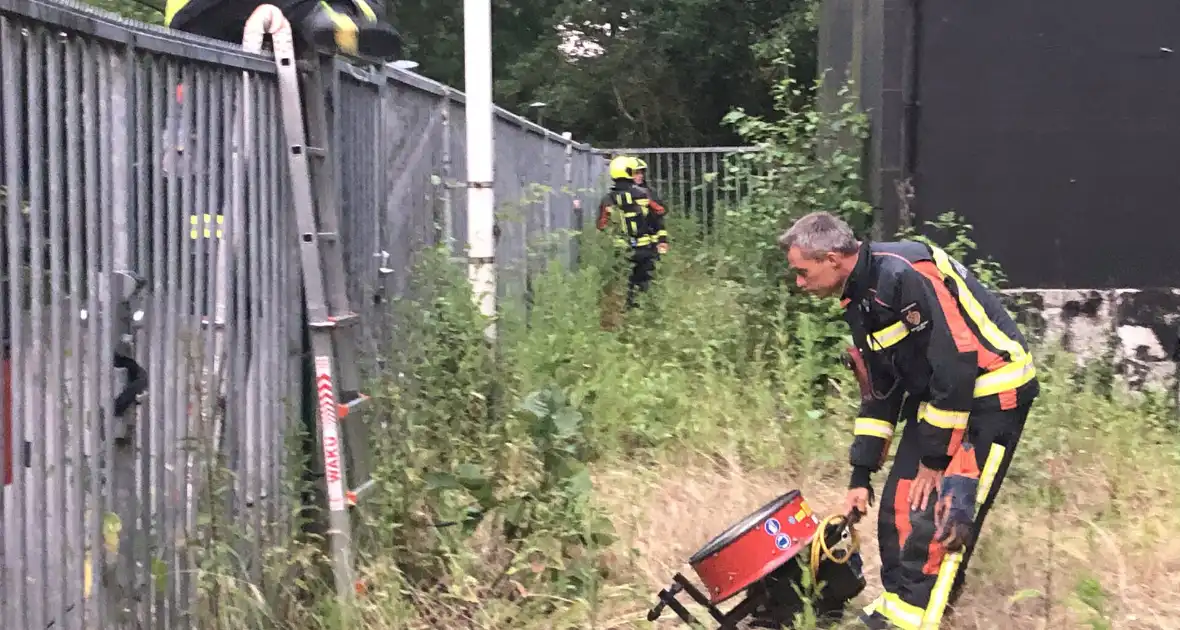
[{"left": 182, "top": 64, "right": 1180, "bottom": 629}]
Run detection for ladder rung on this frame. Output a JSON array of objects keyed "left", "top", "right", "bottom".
[
  {"left": 316, "top": 231, "right": 338, "bottom": 241},
  {"left": 336, "top": 393, "right": 369, "bottom": 418},
  {"left": 346, "top": 479, "right": 376, "bottom": 507},
  {"left": 200, "top": 317, "right": 226, "bottom": 329},
  {"left": 305, "top": 146, "right": 327, "bottom": 159},
  {"left": 309, "top": 312, "right": 360, "bottom": 329}
]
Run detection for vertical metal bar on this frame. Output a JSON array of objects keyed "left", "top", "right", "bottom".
[
  {"left": 111, "top": 46, "right": 137, "bottom": 623},
  {"left": 227, "top": 66, "right": 248, "bottom": 558},
  {"left": 166, "top": 61, "right": 190, "bottom": 630},
  {"left": 229, "top": 69, "right": 248, "bottom": 536},
  {"left": 64, "top": 33, "right": 86, "bottom": 630},
  {"left": 46, "top": 27, "right": 69, "bottom": 628},
  {"left": 80, "top": 39, "right": 103, "bottom": 628},
  {"left": 710, "top": 152, "right": 719, "bottom": 243},
  {"left": 201, "top": 72, "right": 223, "bottom": 509},
  {"left": 97, "top": 43, "right": 118, "bottom": 625},
  {"left": 1, "top": 17, "right": 27, "bottom": 630},
  {"left": 132, "top": 53, "right": 152, "bottom": 629},
  {"left": 678, "top": 152, "right": 686, "bottom": 234},
  {"left": 245, "top": 73, "right": 264, "bottom": 554},
  {"left": 440, "top": 92, "right": 454, "bottom": 253},
  {"left": 26, "top": 25, "right": 48, "bottom": 630},
  {"left": 179, "top": 64, "right": 205, "bottom": 630},
  {"left": 147, "top": 57, "right": 167, "bottom": 627},
  {"left": 259, "top": 82, "right": 278, "bottom": 537}
]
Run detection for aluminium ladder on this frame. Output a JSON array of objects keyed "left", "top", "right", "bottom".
[{"left": 241, "top": 6, "right": 376, "bottom": 600}]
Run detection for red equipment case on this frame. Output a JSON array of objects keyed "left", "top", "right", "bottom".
[
  {"left": 690, "top": 490, "right": 821, "bottom": 603},
  {"left": 647, "top": 489, "right": 865, "bottom": 629}
]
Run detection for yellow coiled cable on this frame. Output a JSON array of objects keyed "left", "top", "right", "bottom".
[{"left": 808, "top": 513, "right": 861, "bottom": 584}]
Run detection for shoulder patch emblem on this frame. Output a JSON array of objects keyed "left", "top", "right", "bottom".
[{"left": 899, "top": 301, "right": 929, "bottom": 333}]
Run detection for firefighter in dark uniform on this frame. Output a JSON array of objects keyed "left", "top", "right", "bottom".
[
  {"left": 163, "top": 0, "right": 402, "bottom": 60},
  {"left": 631, "top": 158, "right": 670, "bottom": 250},
  {"left": 779, "top": 211, "right": 1038, "bottom": 629},
  {"left": 597, "top": 156, "right": 669, "bottom": 309}
]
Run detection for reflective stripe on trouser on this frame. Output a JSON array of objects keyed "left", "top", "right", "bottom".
[{"left": 870, "top": 402, "right": 1029, "bottom": 629}]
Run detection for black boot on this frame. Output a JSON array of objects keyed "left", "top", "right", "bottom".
[
  {"left": 856, "top": 611, "right": 890, "bottom": 629},
  {"left": 300, "top": 0, "right": 402, "bottom": 60}
]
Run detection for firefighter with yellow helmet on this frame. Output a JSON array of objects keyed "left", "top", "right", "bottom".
[{"left": 597, "top": 155, "right": 669, "bottom": 309}]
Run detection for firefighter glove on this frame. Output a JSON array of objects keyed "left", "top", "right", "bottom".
[{"left": 935, "top": 473, "right": 978, "bottom": 551}]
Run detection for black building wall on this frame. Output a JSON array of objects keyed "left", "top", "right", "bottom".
[{"left": 820, "top": 0, "right": 1180, "bottom": 289}]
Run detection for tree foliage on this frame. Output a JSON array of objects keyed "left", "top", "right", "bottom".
[
  {"left": 83, "top": 0, "right": 819, "bottom": 147},
  {"left": 393, "top": 0, "right": 819, "bottom": 146}
]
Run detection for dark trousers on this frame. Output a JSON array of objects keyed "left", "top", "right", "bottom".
[
  {"left": 625, "top": 250, "right": 658, "bottom": 309},
  {"left": 873, "top": 396, "right": 1030, "bottom": 625}
]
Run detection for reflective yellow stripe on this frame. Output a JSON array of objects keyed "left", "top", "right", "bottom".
[
  {"left": 854, "top": 417, "right": 894, "bottom": 439},
  {"left": 320, "top": 1, "right": 359, "bottom": 54},
  {"left": 190, "top": 213, "right": 224, "bottom": 239},
  {"left": 920, "top": 443, "right": 1006, "bottom": 629},
  {"left": 918, "top": 402, "right": 968, "bottom": 429},
  {"left": 863, "top": 594, "right": 884, "bottom": 617},
  {"left": 869, "top": 320, "right": 909, "bottom": 349},
  {"left": 930, "top": 247, "right": 1026, "bottom": 362},
  {"left": 974, "top": 354, "right": 1037, "bottom": 397},
  {"left": 350, "top": 0, "right": 377, "bottom": 21},
  {"left": 164, "top": 0, "right": 188, "bottom": 26},
  {"left": 878, "top": 593, "right": 923, "bottom": 630},
  {"left": 920, "top": 553, "right": 961, "bottom": 629}
]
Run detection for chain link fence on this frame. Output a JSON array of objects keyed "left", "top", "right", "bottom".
[{"left": 0, "top": 1, "right": 607, "bottom": 628}]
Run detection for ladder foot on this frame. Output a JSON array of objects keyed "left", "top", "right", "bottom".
[{"left": 310, "top": 312, "right": 360, "bottom": 329}]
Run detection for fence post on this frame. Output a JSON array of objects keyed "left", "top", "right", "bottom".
[
  {"left": 562, "top": 134, "right": 575, "bottom": 267},
  {"left": 441, "top": 88, "right": 453, "bottom": 254}
]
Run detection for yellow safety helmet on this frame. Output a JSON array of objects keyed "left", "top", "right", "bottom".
[
  {"left": 634, "top": 158, "right": 647, "bottom": 171},
  {"left": 609, "top": 155, "right": 638, "bottom": 180}
]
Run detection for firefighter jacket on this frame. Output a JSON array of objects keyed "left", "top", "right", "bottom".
[
  {"left": 634, "top": 183, "right": 669, "bottom": 246},
  {"left": 841, "top": 240, "right": 1038, "bottom": 489},
  {"left": 596, "top": 179, "right": 668, "bottom": 250}
]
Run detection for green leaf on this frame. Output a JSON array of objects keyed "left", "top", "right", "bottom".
[
  {"left": 565, "top": 466, "right": 592, "bottom": 497},
  {"left": 1008, "top": 588, "right": 1044, "bottom": 605},
  {"left": 517, "top": 391, "right": 550, "bottom": 419},
  {"left": 423, "top": 471, "right": 464, "bottom": 491},
  {"left": 552, "top": 408, "right": 582, "bottom": 435},
  {"left": 502, "top": 498, "right": 529, "bottom": 528}
]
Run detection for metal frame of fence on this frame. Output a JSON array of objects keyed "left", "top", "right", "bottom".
[
  {"left": 0, "top": 2, "right": 606, "bottom": 628},
  {"left": 594, "top": 146, "right": 762, "bottom": 243}
]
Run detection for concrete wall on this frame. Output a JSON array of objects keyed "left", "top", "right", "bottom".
[{"left": 1003, "top": 288, "right": 1180, "bottom": 391}]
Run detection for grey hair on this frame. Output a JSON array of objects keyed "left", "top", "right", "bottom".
[{"left": 777, "top": 211, "right": 859, "bottom": 259}]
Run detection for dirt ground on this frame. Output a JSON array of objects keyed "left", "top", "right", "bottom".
[{"left": 593, "top": 455, "right": 1180, "bottom": 630}]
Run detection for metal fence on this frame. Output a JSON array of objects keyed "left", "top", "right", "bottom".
[
  {"left": 595, "top": 146, "right": 761, "bottom": 242},
  {"left": 0, "top": 1, "right": 606, "bottom": 628}
]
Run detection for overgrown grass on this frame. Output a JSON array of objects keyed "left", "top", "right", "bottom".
[{"left": 190, "top": 68, "right": 1180, "bottom": 629}]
